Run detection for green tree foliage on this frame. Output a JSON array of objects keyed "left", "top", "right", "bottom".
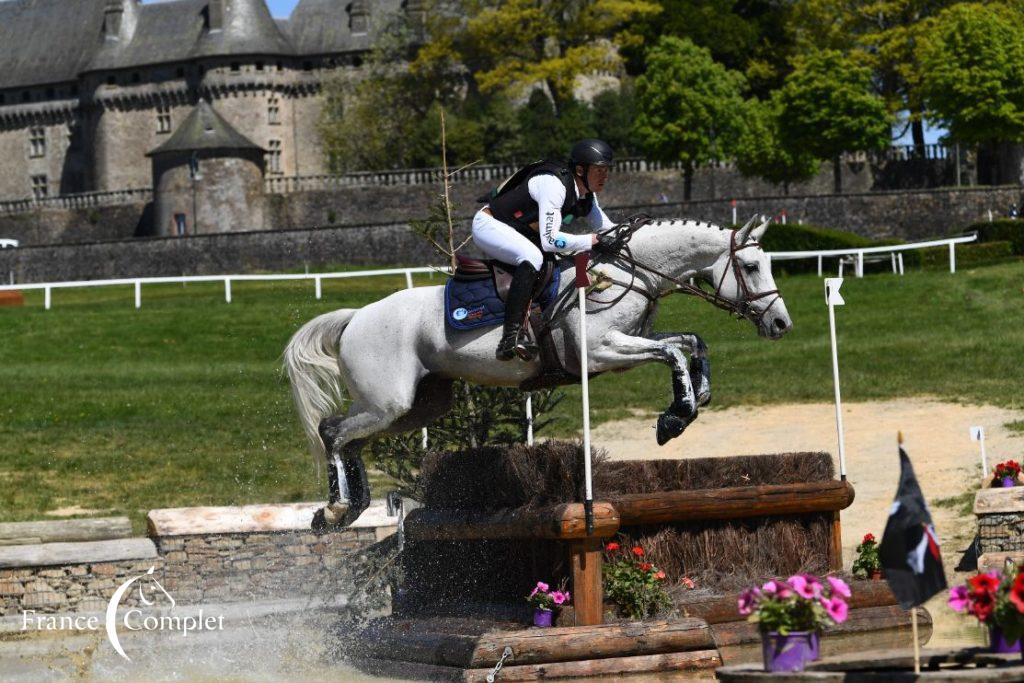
[
  {"left": 734, "top": 95, "right": 819, "bottom": 192},
  {"left": 916, "top": 3, "right": 1024, "bottom": 146},
  {"left": 634, "top": 37, "right": 746, "bottom": 198},
  {"left": 776, "top": 49, "right": 891, "bottom": 192}
]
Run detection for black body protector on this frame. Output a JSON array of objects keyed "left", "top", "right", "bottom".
[{"left": 484, "top": 160, "right": 594, "bottom": 247}]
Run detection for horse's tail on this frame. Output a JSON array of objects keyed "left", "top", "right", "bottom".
[{"left": 283, "top": 308, "right": 358, "bottom": 461}]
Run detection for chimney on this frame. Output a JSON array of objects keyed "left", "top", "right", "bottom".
[
  {"left": 103, "top": 0, "right": 123, "bottom": 40},
  {"left": 206, "top": 0, "right": 224, "bottom": 31},
  {"left": 349, "top": 0, "right": 369, "bottom": 36},
  {"left": 404, "top": 0, "right": 426, "bottom": 41}
]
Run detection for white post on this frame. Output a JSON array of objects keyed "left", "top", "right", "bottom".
[
  {"left": 949, "top": 242, "right": 956, "bottom": 274},
  {"left": 526, "top": 394, "right": 534, "bottom": 446},
  {"left": 890, "top": 253, "right": 897, "bottom": 275},
  {"left": 315, "top": 276, "right": 322, "bottom": 300},
  {"left": 135, "top": 280, "right": 142, "bottom": 309},
  {"left": 574, "top": 254, "right": 595, "bottom": 534},
  {"left": 405, "top": 270, "right": 414, "bottom": 289},
  {"left": 817, "top": 255, "right": 823, "bottom": 277},
  {"left": 224, "top": 278, "right": 232, "bottom": 303},
  {"left": 825, "top": 278, "right": 847, "bottom": 480},
  {"left": 971, "top": 426, "right": 988, "bottom": 476},
  {"left": 856, "top": 251, "right": 864, "bottom": 278},
  {"left": 898, "top": 253, "right": 905, "bottom": 276},
  {"left": 44, "top": 285, "right": 51, "bottom": 310},
  {"left": 988, "top": 209, "right": 994, "bottom": 222},
  {"left": 731, "top": 200, "right": 737, "bottom": 225}
]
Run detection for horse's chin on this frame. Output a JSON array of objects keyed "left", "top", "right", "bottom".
[{"left": 758, "top": 322, "right": 790, "bottom": 340}]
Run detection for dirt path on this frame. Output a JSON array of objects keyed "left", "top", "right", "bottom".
[{"left": 591, "top": 398, "right": 1024, "bottom": 647}]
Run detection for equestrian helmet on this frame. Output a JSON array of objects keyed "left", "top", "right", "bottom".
[{"left": 570, "top": 139, "right": 614, "bottom": 167}]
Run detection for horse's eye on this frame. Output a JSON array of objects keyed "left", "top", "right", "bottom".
[{"left": 744, "top": 263, "right": 759, "bottom": 274}]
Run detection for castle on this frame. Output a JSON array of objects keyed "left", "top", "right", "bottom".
[{"left": 0, "top": 0, "right": 418, "bottom": 203}]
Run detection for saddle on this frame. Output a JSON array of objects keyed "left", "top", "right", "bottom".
[{"left": 444, "top": 256, "right": 559, "bottom": 330}]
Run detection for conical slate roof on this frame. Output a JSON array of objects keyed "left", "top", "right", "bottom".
[
  {"left": 147, "top": 99, "right": 263, "bottom": 156},
  {"left": 0, "top": 0, "right": 107, "bottom": 89}
]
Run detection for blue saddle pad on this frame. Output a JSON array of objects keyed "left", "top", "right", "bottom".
[{"left": 444, "top": 267, "right": 561, "bottom": 330}]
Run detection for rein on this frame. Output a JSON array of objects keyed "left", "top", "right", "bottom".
[{"left": 593, "top": 216, "right": 781, "bottom": 327}]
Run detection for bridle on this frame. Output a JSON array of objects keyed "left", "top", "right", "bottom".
[{"left": 592, "top": 215, "right": 781, "bottom": 328}]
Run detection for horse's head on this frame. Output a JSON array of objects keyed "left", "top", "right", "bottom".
[{"left": 705, "top": 216, "right": 792, "bottom": 339}]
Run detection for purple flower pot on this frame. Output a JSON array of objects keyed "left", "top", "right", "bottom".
[
  {"left": 1003, "top": 477, "right": 1017, "bottom": 488},
  {"left": 762, "top": 631, "right": 820, "bottom": 672},
  {"left": 989, "top": 625, "right": 1021, "bottom": 653},
  {"left": 532, "top": 608, "right": 553, "bottom": 627}
]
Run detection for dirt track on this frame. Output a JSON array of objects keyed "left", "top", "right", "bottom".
[{"left": 592, "top": 398, "right": 1024, "bottom": 647}]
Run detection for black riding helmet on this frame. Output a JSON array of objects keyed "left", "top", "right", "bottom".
[{"left": 570, "top": 138, "right": 613, "bottom": 193}]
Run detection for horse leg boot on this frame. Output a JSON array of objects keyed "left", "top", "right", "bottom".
[
  {"left": 496, "top": 262, "right": 540, "bottom": 361},
  {"left": 657, "top": 367, "right": 699, "bottom": 445}
]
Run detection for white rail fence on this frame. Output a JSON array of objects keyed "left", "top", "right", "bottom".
[
  {"left": 0, "top": 234, "right": 980, "bottom": 310},
  {"left": 0, "top": 239, "right": 18, "bottom": 249}
]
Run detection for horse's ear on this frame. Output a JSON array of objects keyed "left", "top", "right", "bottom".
[
  {"left": 736, "top": 214, "right": 758, "bottom": 243},
  {"left": 749, "top": 216, "right": 771, "bottom": 243}
]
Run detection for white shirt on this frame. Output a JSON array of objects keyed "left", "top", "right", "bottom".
[{"left": 527, "top": 174, "right": 614, "bottom": 254}]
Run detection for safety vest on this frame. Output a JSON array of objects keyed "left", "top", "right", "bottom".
[{"left": 483, "top": 160, "right": 595, "bottom": 247}]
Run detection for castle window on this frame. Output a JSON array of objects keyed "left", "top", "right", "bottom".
[
  {"left": 231, "top": 62, "right": 241, "bottom": 72},
  {"left": 276, "top": 61, "right": 283, "bottom": 71},
  {"left": 45, "top": 87, "right": 55, "bottom": 98},
  {"left": 31, "top": 175, "right": 48, "bottom": 199},
  {"left": 132, "top": 72, "right": 141, "bottom": 83},
  {"left": 256, "top": 61, "right": 265, "bottom": 71},
  {"left": 176, "top": 67, "right": 185, "bottom": 78},
  {"left": 157, "top": 104, "right": 172, "bottom": 134},
  {"left": 71, "top": 85, "right": 79, "bottom": 96},
  {"left": 267, "top": 139, "right": 282, "bottom": 175},
  {"left": 302, "top": 61, "right": 313, "bottom": 71},
  {"left": 22, "top": 91, "right": 30, "bottom": 102},
  {"left": 107, "top": 76, "right": 116, "bottom": 86},
  {"left": 29, "top": 128, "right": 46, "bottom": 158},
  {"left": 0, "top": 93, "right": 5, "bottom": 105},
  {"left": 268, "top": 96, "right": 280, "bottom": 125}
]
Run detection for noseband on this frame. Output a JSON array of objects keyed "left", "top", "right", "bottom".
[{"left": 597, "top": 216, "right": 781, "bottom": 327}]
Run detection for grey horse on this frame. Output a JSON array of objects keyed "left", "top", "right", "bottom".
[{"left": 283, "top": 216, "right": 792, "bottom": 529}]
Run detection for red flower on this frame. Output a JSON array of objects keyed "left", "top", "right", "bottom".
[
  {"left": 605, "top": 542, "right": 620, "bottom": 552},
  {"left": 862, "top": 533, "right": 875, "bottom": 544},
  {"left": 655, "top": 570, "right": 666, "bottom": 581},
  {"left": 639, "top": 562, "right": 652, "bottom": 572},
  {"left": 631, "top": 546, "right": 645, "bottom": 557},
  {"left": 969, "top": 573, "right": 1001, "bottom": 595},
  {"left": 1010, "top": 574, "right": 1024, "bottom": 613},
  {"left": 973, "top": 592, "right": 995, "bottom": 622}
]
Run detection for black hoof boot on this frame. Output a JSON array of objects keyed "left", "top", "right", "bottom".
[{"left": 656, "top": 409, "right": 697, "bottom": 445}]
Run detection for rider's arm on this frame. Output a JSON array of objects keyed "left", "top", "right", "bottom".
[
  {"left": 528, "top": 175, "right": 594, "bottom": 253},
  {"left": 588, "top": 194, "right": 616, "bottom": 230}
]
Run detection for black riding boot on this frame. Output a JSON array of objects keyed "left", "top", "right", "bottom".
[{"left": 496, "top": 262, "right": 540, "bottom": 361}]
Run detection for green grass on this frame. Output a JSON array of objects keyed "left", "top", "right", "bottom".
[{"left": 2, "top": 261, "right": 1023, "bottom": 528}]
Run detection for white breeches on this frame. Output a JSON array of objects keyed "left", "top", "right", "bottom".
[{"left": 472, "top": 209, "right": 544, "bottom": 270}]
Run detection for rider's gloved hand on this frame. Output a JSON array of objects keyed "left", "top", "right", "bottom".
[{"left": 592, "top": 232, "right": 621, "bottom": 256}]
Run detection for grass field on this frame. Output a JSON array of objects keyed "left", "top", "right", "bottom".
[{"left": 2, "top": 260, "right": 1022, "bottom": 530}]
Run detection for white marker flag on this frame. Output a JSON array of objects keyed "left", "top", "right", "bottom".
[{"left": 825, "top": 277, "right": 845, "bottom": 306}]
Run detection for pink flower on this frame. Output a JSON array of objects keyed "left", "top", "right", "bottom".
[
  {"left": 824, "top": 597, "right": 849, "bottom": 623},
  {"left": 948, "top": 585, "right": 970, "bottom": 613},
  {"left": 789, "top": 574, "right": 822, "bottom": 599},
  {"left": 551, "top": 591, "right": 568, "bottom": 605},
  {"left": 738, "top": 588, "right": 760, "bottom": 616},
  {"left": 535, "top": 581, "right": 549, "bottom": 593},
  {"left": 761, "top": 580, "right": 792, "bottom": 598},
  {"left": 827, "top": 576, "right": 852, "bottom": 599}
]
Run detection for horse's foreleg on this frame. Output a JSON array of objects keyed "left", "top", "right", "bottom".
[
  {"left": 650, "top": 332, "right": 711, "bottom": 407},
  {"left": 589, "top": 331, "right": 698, "bottom": 445}
]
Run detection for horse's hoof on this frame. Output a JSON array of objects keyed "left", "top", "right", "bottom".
[
  {"left": 656, "top": 410, "right": 696, "bottom": 445},
  {"left": 310, "top": 502, "right": 351, "bottom": 535},
  {"left": 697, "top": 390, "right": 711, "bottom": 407}
]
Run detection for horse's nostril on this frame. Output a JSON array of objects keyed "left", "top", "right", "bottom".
[{"left": 773, "top": 317, "right": 788, "bottom": 331}]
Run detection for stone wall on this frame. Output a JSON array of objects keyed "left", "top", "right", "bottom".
[{"left": 1, "top": 185, "right": 1019, "bottom": 284}]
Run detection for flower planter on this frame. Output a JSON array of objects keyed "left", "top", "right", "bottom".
[
  {"left": 869, "top": 569, "right": 883, "bottom": 580},
  {"left": 989, "top": 625, "right": 1022, "bottom": 653},
  {"left": 1002, "top": 477, "right": 1017, "bottom": 488},
  {"left": 761, "top": 631, "right": 820, "bottom": 672},
  {"left": 532, "top": 608, "right": 553, "bottom": 627}
]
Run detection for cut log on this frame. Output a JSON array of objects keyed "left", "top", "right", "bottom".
[
  {"left": 611, "top": 480, "right": 855, "bottom": 527},
  {"left": 978, "top": 551, "right": 1024, "bottom": 573},
  {"left": 0, "top": 291, "right": 23, "bottom": 307},
  {"left": 0, "top": 538, "right": 157, "bottom": 568},
  {"left": 570, "top": 538, "right": 603, "bottom": 625},
  {"left": 403, "top": 502, "right": 619, "bottom": 541},
  {"left": 464, "top": 649, "right": 721, "bottom": 682},
  {"left": 974, "top": 487, "right": 1024, "bottom": 514},
  {"left": 0, "top": 517, "right": 131, "bottom": 545},
  {"left": 146, "top": 500, "right": 396, "bottom": 536}
]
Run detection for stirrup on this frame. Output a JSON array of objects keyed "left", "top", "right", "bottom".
[
  {"left": 496, "top": 329, "right": 521, "bottom": 361},
  {"left": 514, "top": 329, "right": 539, "bottom": 361}
]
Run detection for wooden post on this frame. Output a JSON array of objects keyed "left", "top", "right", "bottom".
[
  {"left": 570, "top": 538, "right": 603, "bottom": 626},
  {"left": 829, "top": 510, "right": 844, "bottom": 571}
]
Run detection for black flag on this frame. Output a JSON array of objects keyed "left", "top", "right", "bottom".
[{"left": 878, "top": 445, "right": 947, "bottom": 609}]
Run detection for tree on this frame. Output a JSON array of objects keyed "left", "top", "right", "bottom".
[
  {"left": 634, "top": 36, "right": 747, "bottom": 199},
  {"left": 916, "top": 4, "right": 1024, "bottom": 148},
  {"left": 734, "top": 95, "right": 819, "bottom": 193},
  {"left": 776, "top": 49, "right": 891, "bottom": 193}
]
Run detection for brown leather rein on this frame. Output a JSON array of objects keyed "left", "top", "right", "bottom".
[{"left": 597, "top": 216, "right": 781, "bottom": 327}]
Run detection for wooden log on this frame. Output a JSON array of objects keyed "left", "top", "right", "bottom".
[
  {"left": 678, "top": 579, "right": 900, "bottom": 624},
  {"left": 403, "top": 502, "right": 619, "bottom": 542},
  {"left": 978, "top": 551, "right": 1024, "bottom": 573},
  {"left": 0, "top": 517, "right": 132, "bottom": 545},
  {"left": 146, "top": 500, "right": 395, "bottom": 536},
  {"left": 829, "top": 510, "right": 844, "bottom": 571},
  {"left": 611, "top": 480, "right": 855, "bottom": 527},
  {"left": 975, "top": 487, "right": 1024, "bottom": 514},
  {"left": 0, "top": 538, "right": 158, "bottom": 568},
  {"left": 464, "top": 649, "right": 722, "bottom": 682},
  {"left": 711, "top": 605, "right": 930, "bottom": 648},
  {"left": 570, "top": 538, "right": 604, "bottom": 625}
]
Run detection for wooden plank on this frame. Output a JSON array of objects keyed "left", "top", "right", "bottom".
[
  {"left": 464, "top": 649, "right": 722, "bottom": 682},
  {"left": 0, "top": 538, "right": 157, "bottom": 568},
  {"left": 611, "top": 480, "right": 855, "bottom": 527},
  {"left": 469, "top": 617, "right": 714, "bottom": 666},
  {"left": 978, "top": 551, "right": 1024, "bottom": 573},
  {"left": 403, "top": 502, "right": 619, "bottom": 542},
  {"left": 0, "top": 517, "right": 131, "bottom": 544},
  {"left": 570, "top": 538, "right": 603, "bottom": 625},
  {"left": 829, "top": 511, "right": 844, "bottom": 571},
  {"left": 146, "top": 500, "right": 396, "bottom": 536},
  {"left": 974, "top": 487, "right": 1024, "bottom": 514}
]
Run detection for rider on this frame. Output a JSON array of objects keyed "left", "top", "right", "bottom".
[{"left": 472, "top": 138, "right": 618, "bottom": 361}]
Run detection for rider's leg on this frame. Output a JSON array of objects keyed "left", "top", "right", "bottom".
[{"left": 471, "top": 210, "right": 544, "bottom": 361}]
